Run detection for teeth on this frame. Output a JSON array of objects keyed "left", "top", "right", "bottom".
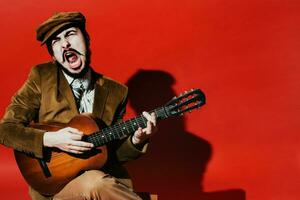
[
  {"left": 65, "top": 52, "right": 73, "bottom": 57},
  {"left": 64, "top": 52, "right": 76, "bottom": 61}
]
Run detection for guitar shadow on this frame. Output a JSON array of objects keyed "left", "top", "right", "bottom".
[{"left": 125, "top": 69, "right": 245, "bottom": 200}]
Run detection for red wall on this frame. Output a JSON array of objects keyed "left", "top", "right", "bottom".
[{"left": 0, "top": 1, "right": 299, "bottom": 200}]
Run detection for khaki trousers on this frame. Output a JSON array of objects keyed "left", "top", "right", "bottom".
[{"left": 29, "top": 170, "right": 142, "bottom": 200}]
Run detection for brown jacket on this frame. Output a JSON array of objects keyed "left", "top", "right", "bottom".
[{"left": 0, "top": 62, "right": 146, "bottom": 198}]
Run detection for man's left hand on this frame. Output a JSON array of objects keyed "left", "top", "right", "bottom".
[{"left": 132, "top": 112, "right": 157, "bottom": 145}]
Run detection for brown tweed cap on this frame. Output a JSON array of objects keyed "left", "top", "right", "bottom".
[{"left": 36, "top": 12, "right": 86, "bottom": 44}]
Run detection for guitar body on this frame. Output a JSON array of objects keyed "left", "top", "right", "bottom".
[
  {"left": 14, "top": 115, "right": 108, "bottom": 195},
  {"left": 13, "top": 88, "right": 205, "bottom": 196}
]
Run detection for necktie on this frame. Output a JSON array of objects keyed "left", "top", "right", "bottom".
[{"left": 71, "top": 79, "right": 85, "bottom": 110}]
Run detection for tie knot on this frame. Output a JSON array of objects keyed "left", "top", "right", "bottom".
[{"left": 71, "top": 79, "right": 85, "bottom": 100}]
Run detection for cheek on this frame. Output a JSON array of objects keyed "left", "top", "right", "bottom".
[
  {"left": 52, "top": 47, "right": 63, "bottom": 61},
  {"left": 71, "top": 37, "right": 87, "bottom": 53},
  {"left": 75, "top": 42, "right": 86, "bottom": 53},
  {"left": 80, "top": 44, "right": 87, "bottom": 54}
]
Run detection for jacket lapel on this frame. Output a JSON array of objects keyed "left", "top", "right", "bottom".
[
  {"left": 91, "top": 70, "right": 109, "bottom": 119},
  {"left": 57, "top": 66, "right": 109, "bottom": 119},
  {"left": 57, "top": 68, "right": 79, "bottom": 115}
]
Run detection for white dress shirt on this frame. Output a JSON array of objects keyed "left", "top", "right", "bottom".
[{"left": 62, "top": 69, "right": 95, "bottom": 113}]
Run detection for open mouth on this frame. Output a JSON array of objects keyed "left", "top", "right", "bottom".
[
  {"left": 63, "top": 50, "right": 82, "bottom": 70},
  {"left": 64, "top": 51, "right": 78, "bottom": 64}
]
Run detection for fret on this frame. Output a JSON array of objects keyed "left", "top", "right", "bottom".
[
  {"left": 117, "top": 123, "right": 126, "bottom": 138},
  {"left": 100, "top": 130, "right": 107, "bottom": 145},
  {"left": 163, "top": 108, "right": 168, "bottom": 119},
  {"left": 86, "top": 107, "right": 172, "bottom": 148},
  {"left": 154, "top": 109, "right": 158, "bottom": 119},
  {"left": 110, "top": 124, "right": 123, "bottom": 139},
  {"left": 88, "top": 134, "right": 98, "bottom": 146},
  {"left": 102, "top": 128, "right": 111, "bottom": 142},
  {"left": 100, "top": 132, "right": 108, "bottom": 143},
  {"left": 84, "top": 107, "right": 172, "bottom": 148},
  {"left": 129, "top": 119, "right": 136, "bottom": 133},
  {"left": 118, "top": 123, "right": 127, "bottom": 137},
  {"left": 124, "top": 121, "right": 131, "bottom": 133},
  {"left": 122, "top": 122, "right": 129, "bottom": 134},
  {"left": 91, "top": 133, "right": 101, "bottom": 146},
  {"left": 109, "top": 124, "right": 122, "bottom": 139},
  {"left": 136, "top": 117, "right": 144, "bottom": 128},
  {"left": 92, "top": 134, "right": 98, "bottom": 145},
  {"left": 106, "top": 129, "right": 113, "bottom": 141},
  {"left": 140, "top": 116, "right": 147, "bottom": 128},
  {"left": 156, "top": 109, "right": 161, "bottom": 119},
  {"left": 116, "top": 123, "right": 127, "bottom": 138},
  {"left": 159, "top": 108, "right": 165, "bottom": 118},
  {"left": 132, "top": 117, "right": 139, "bottom": 129},
  {"left": 103, "top": 131, "right": 111, "bottom": 142},
  {"left": 157, "top": 107, "right": 167, "bottom": 120},
  {"left": 134, "top": 117, "right": 141, "bottom": 128},
  {"left": 103, "top": 127, "right": 114, "bottom": 142},
  {"left": 78, "top": 88, "right": 204, "bottom": 149}
]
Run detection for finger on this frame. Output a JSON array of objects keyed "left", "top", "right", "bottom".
[
  {"left": 70, "top": 133, "right": 83, "bottom": 140},
  {"left": 63, "top": 127, "right": 79, "bottom": 132},
  {"left": 70, "top": 133, "right": 82, "bottom": 140},
  {"left": 71, "top": 141, "right": 94, "bottom": 148},
  {"left": 142, "top": 111, "right": 155, "bottom": 124},
  {"left": 69, "top": 149, "right": 83, "bottom": 154},
  {"left": 60, "top": 147, "right": 69, "bottom": 153},
  {"left": 65, "top": 127, "right": 83, "bottom": 135},
  {"left": 144, "top": 120, "right": 152, "bottom": 135},
  {"left": 151, "top": 112, "right": 157, "bottom": 126},
  {"left": 61, "top": 146, "right": 82, "bottom": 154},
  {"left": 68, "top": 145, "right": 92, "bottom": 152},
  {"left": 134, "top": 127, "right": 143, "bottom": 138}
]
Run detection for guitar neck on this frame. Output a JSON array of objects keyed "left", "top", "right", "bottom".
[{"left": 86, "top": 106, "right": 168, "bottom": 147}]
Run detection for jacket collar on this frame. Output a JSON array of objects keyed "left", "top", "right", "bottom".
[
  {"left": 91, "top": 68, "right": 109, "bottom": 119},
  {"left": 57, "top": 65, "right": 108, "bottom": 118},
  {"left": 58, "top": 68, "right": 78, "bottom": 115}
]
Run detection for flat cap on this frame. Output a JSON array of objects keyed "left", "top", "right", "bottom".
[{"left": 36, "top": 12, "right": 86, "bottom": 44}]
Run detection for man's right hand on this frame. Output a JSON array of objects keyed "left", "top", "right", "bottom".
[{"left": 43, "top": 127, "right": 94, "bottom": 154}]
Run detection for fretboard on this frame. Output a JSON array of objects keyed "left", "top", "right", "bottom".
[{"left": 86, "top": 106, "right": 168, "bottom": 147}]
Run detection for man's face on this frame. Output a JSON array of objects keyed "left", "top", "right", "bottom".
[{"left": 51, "top": 27, "right": 87, "bottom": 74}]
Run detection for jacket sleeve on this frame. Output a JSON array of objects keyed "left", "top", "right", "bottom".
[
  {"left": 113, "top": 90, "right": 149, "bottom": 163},
  {"left": 0, "top": 66, "right": 45, "bottom": 158}
]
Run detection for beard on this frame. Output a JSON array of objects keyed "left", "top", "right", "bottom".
[{"left": 56, "top": 48, "right": 91, "bottom": 79}]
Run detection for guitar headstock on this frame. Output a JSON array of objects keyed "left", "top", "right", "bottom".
[{"left": 164, "top": 88, "right": 205, "bottom": 117}]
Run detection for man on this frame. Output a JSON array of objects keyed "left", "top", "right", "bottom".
[{"left": 0, "top": 12, "right": 156, "bottom": 200}]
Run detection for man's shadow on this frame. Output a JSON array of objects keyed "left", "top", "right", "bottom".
[{"left": 125, "top": 70, "right": 245, "bottom": 200}]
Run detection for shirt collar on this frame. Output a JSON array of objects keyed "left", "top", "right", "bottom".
[{"left": 62, "top": 68, "right": 92, "bottom": 91}]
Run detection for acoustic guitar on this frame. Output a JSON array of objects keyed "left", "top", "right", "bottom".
[{"left": 14, "top": 88, "right": 205, "bottom": 195}]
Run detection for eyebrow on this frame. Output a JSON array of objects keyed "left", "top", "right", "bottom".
[
  {"left": 52, "top": 36, "right": 60, "bottom": 43},
  {"left": 51, "top": 28, "right": 77, "bottom": 44},
  {"left": 64, "top": 29, "right": 77, "bottom": 37}
]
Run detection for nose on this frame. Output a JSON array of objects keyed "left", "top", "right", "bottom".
[{"left": 61, "top": 38, "right": 71, "bottom": 49}]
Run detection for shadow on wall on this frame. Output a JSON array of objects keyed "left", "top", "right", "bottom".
[{"left": 125, "top": 69, "right": 245, "bottom": 200}]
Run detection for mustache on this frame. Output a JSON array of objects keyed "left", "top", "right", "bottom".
[{"left": 62, "top": 48, "right": 83, "bottom": 62}]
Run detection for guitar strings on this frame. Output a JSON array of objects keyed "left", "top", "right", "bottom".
[{"left": 86, "top": 107, "right": 168, "bottom": 147}]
